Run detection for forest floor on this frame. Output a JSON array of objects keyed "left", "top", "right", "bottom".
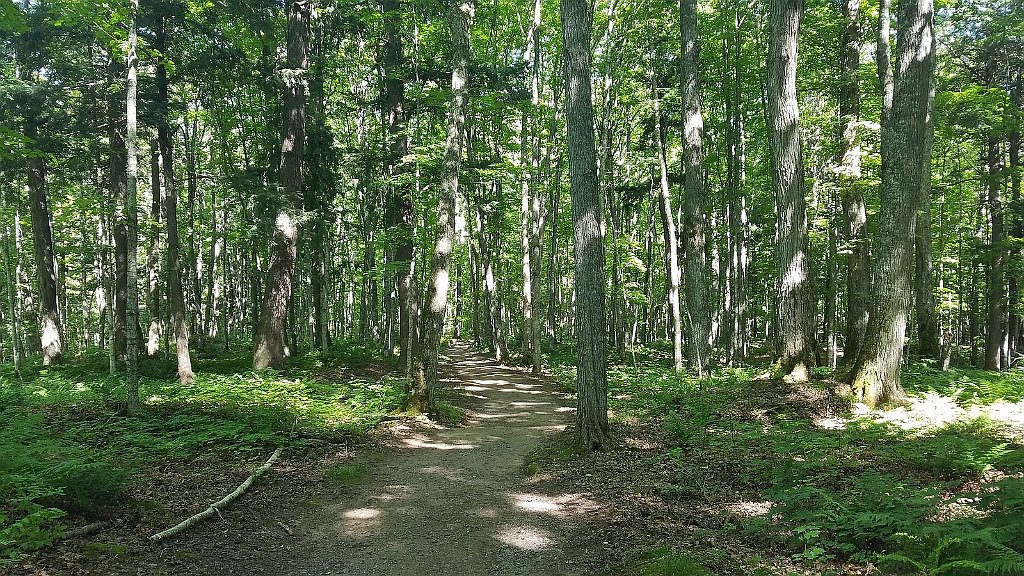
[
  {"left": 6, "top": 343, "right": 1024, "bottom": 575},
  {"left": 12, "top": 343, "right": 600, "bottom": 576}
]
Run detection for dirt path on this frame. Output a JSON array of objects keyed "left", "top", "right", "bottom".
[{"left": 158, "top": 343, "right": 590, "bottom": 576}]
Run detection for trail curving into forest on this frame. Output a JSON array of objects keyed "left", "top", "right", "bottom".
[{"left": 165, "top": 342, "right": 590, "bottom": 576}]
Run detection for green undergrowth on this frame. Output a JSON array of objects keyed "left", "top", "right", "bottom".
[
  {"left": 556, "top": 347, "right": 1024, "bottom": 575},
  {"left": 605, "top": 547, "right": 712, "bottom": 576},
  {"left": 0, "top": 339, "right": 404, "bottom": 564}
]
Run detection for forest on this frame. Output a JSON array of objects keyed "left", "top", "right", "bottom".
[{"left": 0, "top": 0, "right": 1023, "bottom": 572}]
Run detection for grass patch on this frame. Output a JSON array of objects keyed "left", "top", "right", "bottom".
[
  {"left": 607, "top": 547, "right": 712, "bottom": 576},
  {"left": 433, "top": 400, "right": 466, "bottom": 427},
  {"left": 523, "top": 434, "right": 587, "bottom": 476},
  {"left": 324, "top": 463, "right": 367, "bottom": 486}
]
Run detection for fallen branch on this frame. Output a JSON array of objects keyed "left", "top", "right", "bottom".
[
  {"left": 149, "top": 447, "right": 283, "bottom": 542},
  {"left": 60, "top": 521, "right": 110, "bottom": 540}
]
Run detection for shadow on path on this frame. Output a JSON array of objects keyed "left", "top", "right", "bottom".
[{"left": 167, "top": 343, "right": 591, "bottom": 576}]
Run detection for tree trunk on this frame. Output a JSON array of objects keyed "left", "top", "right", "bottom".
[
  {"left": 156, "top": 14, "right": 194, "bottom": 384},
  {"left": 414, "top": 0, "right": 473, "bottom": 413},
  {"left": 253, "top": 0, "right": 308, "bottom": 370},
  {"left": 125, "top": 0, "right": 142, "bottom": 413},
  {"left": 381, "top": 0, "right": 414, "bottom": 367},
  {"left": 725, "top": 8, "right": 749, "bottom": 363},
  {"left": 652, "top": 81, "right": 683, "bottom": 373},
  {"left": 767, "top": 0, "right": 816, "bottom": 382},
  {"left": 984, "top": 136, "right": 1006, "bottom": 370},
  {"left": 915, "top": 40, "right": 939, "bottom": 362},
  {"left": 561, "top": 0, "right": 610, "bottom": 451},
  {"left": 24, "top": 102, "right": 62, "bottom": 365},
  {"left": 847, "top": 0, "right": 934, "bottom": 405},
  {"left": 839, "top": 0, "right": 870, "bottom": 364},
  {"left": 108, "top": 57, "right": 128, "bottom": 365},
  {"left": 146, "top": 141, "right": 162, "bottom": 357},
  {"left": 1008, "top": 127, "right": 1021, "bottom": 362},
  {"left": 679, "top": 0, "right": 711, "bottom": 377}
]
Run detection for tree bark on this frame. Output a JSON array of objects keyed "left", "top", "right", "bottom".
[
  {"left": 562, "top": 0, "right": 610, "bottom": 451},
  {"left": 146, "top": 141, "right": 162, "bottom": 357},
  {"left": 679, "top": 0, "right": 711, "bottom": 377},
  {"left": 125, "top": 0, "right": 142, "bottom": 413},
  {"left": 839, "top": 0, "right": 870, "bottom": 364},
  {"left": 108, "top": 56, "right": 128, "bottom": 365},
  {"left": 984, "top": 136, "right": 1006, "bottom": 370},
  {"left": 24, "top": 101, "right": 62, "bottom": 365},
  {"left": 156, "top": 14, "right": 194, "bottom": 384},
  {"left": 915, "top": 35, "right": 939, "bottom": 362},
  {"left": 652, "top": 80, "right": 683, "bottom": 374},
  {"left": 1008, "top": 126, "right": 1021, "bottom": 361},
  {"left": 847, "top": 0, "right": 934, "bottom": 405},
  {"left": 767, "top": 0, "right": 816, "bottom": 382},
  {"left": 414, "top": 0, "right": 473, "bottom": 413},
  {"left": 253, "top": 0, "right": 308, "bottom": 370},
  {"left": 381, "top": 0, "right": 414, "bottom": 367}
]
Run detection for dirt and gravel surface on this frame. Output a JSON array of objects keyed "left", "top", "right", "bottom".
[{"left": 20, "top": 343, "right": 596, "bottom": 576}]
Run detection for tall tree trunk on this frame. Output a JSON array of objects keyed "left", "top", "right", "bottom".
[
  {"left": 767, "top": 0, "right": 816, "bottom": 382},
  {"left": 984, "top": 136, "right": 1006, "bottom": 370},
  {"left": 125, "top": 0, "right": 142, "bottom": 413},
  {"left": 253, "top": 0, "right": 308, "bottom": 370},
  {"left": 414, "top": 0, "right": 473, "bottom": 413},
  {"left": 24, "top": 102, "right": 62, "bottom": 365},
  {"left": 725, "top": 8, "right": 749, "bottom": 363},
  {"left": 915, "top": 41, "right": 939, "bottom": 362},
  {"left": 562, "top": 0, "right": 610, "bottom": 451},
  {"left": 156, "top": 14, "right": 194, "bottom": 384},
  {"left": 679, "top": 0, "right": 711, "bottom": 377},
  {"left": 653, "top": 81, "right": 683, "bottom": 373},
  {"left": 847, "top": 0, "right": 934, "bottom": 405},
  {"left": 840, "top": 0, "right": 870, "bottom": 364},
  {"left": 1008, "top": 126, "right": 1021, "bottom": 361},
  {"left": 108, "top": 57, "right": 128, "bottom": 365},
  {"left": 382, "top": 0, "right": 414, "bottom": 367},
  {"left": 146, "top": 140, "right": 162, "bottom": 357}
]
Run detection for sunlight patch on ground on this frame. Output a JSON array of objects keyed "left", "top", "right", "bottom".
[
  {"left": 511, "top": 493, "right": 563, "bottom": 514},
  {"left": 498, "top": 389, "right": 543, "bottom": 395},
  {"left": 402, "top": 437, "right": 477, "bottom": 450},
  {"left": 845, "top": 394, "right": 1024, "bottom": 438},
  {"left": 343, "top": 507, "right": 381, "bottom": 520},
  {"left": 494, "top": 524, "right": 552, "bottom": 550},
  {"left": 509, "top": 492, "right": 599, "bottom": 517},
  {"left": 722, "top": 500, "right": 773, "bottom": 518},
  {"left": 473, "top": 379, "right": 509, "bottom": 386},
  {"left": 463, "top": 385, "right": 493, "bottom": 392},
  {"left": 339, "top": 506, "right": 384, "bottom": 538}
]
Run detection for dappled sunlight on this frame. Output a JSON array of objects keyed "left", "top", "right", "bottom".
[
  {"left": 509, "top": 492, "right": 598, "bottom": 518},
  {"left": 493, "top": 524, "right": 553, "bottom": 550},
  {"left": 472, "top": 378, "right": 509, "bottom": 386},
  {"left": 343, "top": 507, "right": 381, "bottom": 520},
  {"left": 402, "top": 437, "right": 477, "bottom": 450},
  {"left": 846, "top": 392, "right": 1024, "bottom": 438},
  {"left": 721, "top": 500, "right": 773, "bottom": 518},
  {"left": 338, "top": 506, "right": 384, "bottom": 538}
]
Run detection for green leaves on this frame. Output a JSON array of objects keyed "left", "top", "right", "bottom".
[{"left": 0, "top": 0, "right": 25, "bottom": 33}]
